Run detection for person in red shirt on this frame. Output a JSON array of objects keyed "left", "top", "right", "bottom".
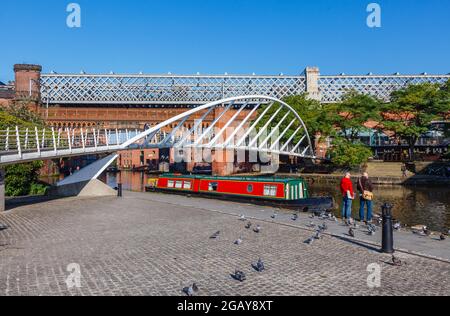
[{"left": 340, "top": 172, "right": 355, "bottom": 220}]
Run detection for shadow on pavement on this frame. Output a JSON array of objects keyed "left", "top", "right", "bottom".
[{"left": 5, "top": 195, "right": 64, "bottom": 211}]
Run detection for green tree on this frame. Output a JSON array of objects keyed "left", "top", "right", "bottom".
[
  {"left": 1, "top": 106, "right": 48, "bottom": 197},
  {"left": 326, "top": 91, "right": 382, "bottom": 141},
  {"left": 256, "top": 94, "right": 335, "bottom": 147},
  {"left": 5, "top": 161, "right": 44, "bottom": 197},
  {"left": 5, "top": 99, "right": 45, "bottom": 126},
  {"left": 381, "top": 82, "right": 450, "bottom": 161},
  {"left": 329, "top": 138, "right": 373, "bottom": 168},
  {"left": 0, "top": 108, "right": 38, "bottom": 130}
]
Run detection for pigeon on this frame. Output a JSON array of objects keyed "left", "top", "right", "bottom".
[
  {"left": 329, "top": 215, "right": 338, "bottom": 222},
  {"left": 413, "top": 230, "right": 427, "bottom": 237},
  {"left": 392, "top": 255, "right": 404, "bottom": 267},
  {"left": 292, "top": 214, "right": 298, "bottom": 221},
  {"left": 314, "top": 231, "right": 322, "bottom": 240},
  {"left": 245, "top": 222, "right": 252, "bottom": 229},
  {"left": 440, "top": 234, "right": 446, "bottom": 241},
  {"left": 348, "top": 218, "right": 355, "bottom": 226},
  {"left": 367, "top": 223, "right": 377, "bottom": 235},
  {"left": 0, "top": 223, "right": 8, "bottom": 231},
  {"left": 304, "top": 237, "right": 314, "bottom": 245},
  {"left": 271, "top": 213, "right": 277, "bottom": 219},
  {"left": 368, "top": 223, "right": 377, "bottom": 230},
  {"left": 307, "top": 222, "right": 316, "bottom": 228},
  {"left": 234, "top": 237, "right": 243, "bottom": 245},
  {"left": 348, "top": 227, "right": 355, "bottom": 238},
  {"left": 210, "top": 231, "right": 221, "bottom": 239},
  {"left": 253, "top": 225, "right": 261, "bottom": 233},
  {"left": 393, "top": 222, "right": 402, "bottom": 231},
  {"left": 309, "top": 214, "right": 315, "bottom": 219},
  {"left": 253, "top": 258, "right": 265, "bottom": 272},
  {"left": 375, "top": 216, "right": 383, "bottom": 225},
  {"left": 318, "top": 223, "right": 328, "bottom": 232},
  {"left": 319, "top": 212, "right": 328, "bottom": 220},
  {"left": 233, "top": 270, "right": 246, "bottom": 282},
  {"left": 182, "top": 283, "right": 199, "bottom": 296},
  {"left": 239, "top": 214, "right": 246, "bottom": 221},
  {"left": 424, "top": 228, "right": 432, "bottom": 236}
]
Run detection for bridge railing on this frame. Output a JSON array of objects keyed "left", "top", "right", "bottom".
[{"left": 0, "top": 127, "right": 144, "bottom": 160}]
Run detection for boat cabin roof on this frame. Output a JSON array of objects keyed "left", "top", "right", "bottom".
[{"left": 160, "top": 174, "right": 306, "bottom": 185}]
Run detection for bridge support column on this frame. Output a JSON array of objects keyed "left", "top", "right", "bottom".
[
  {"left": 50, "top": 154, "right": 118, "bottom": 197},
  {"left": 212, "top": 150, "right": 234, "bottom": 176},
  {"left": 305, "top": 67, "right": 321, "bottom": 101},
  {"left": 0, "top": 169, "right": 5, "bottom": 212}
]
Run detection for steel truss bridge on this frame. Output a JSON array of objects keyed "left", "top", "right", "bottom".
[
  {"left": 0, "top": 96, "right": 314, "bottom": 166},
  {"left": 40, "top": 71, "right": 450, "bottom": 105}
]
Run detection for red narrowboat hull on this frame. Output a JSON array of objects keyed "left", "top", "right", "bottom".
[{"left": 147, "top": 175, "right": 335, "bottom": 212}]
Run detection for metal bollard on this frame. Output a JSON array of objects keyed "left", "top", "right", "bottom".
[
  {"left": 117, "top": 183, "right": 123, "bottom": 197},
  {"left": 381, "top": 203, "right": 394, "bottom": 254}
]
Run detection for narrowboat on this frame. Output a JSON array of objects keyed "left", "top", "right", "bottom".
[{"left": 146, "top": 174, "right": 334, "bottom": 212}]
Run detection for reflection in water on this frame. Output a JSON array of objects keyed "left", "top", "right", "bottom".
[
  {"left": 105, "top": 172, "right": 449, "bottom": 232},
  {"left": 309, "top": 183, "right": 450, "bottom": 233}
]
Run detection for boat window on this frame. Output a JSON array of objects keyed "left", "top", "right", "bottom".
[
  {"left": 247, "top": 184, "right": 253, "bottom": 193},
  {"left": 167, "top": 180, "right": 175, "bottom": 188},
  {"left": 208, "top": 182, "right": 218, "bottom": 191},
  {"left": 175, "top": 181, "right": 183, "bottom": 189},
  {"left": 264, "top": 185, "right": 277, "bottom": 197},
  {"left": 183, "top": 181, "right": 192, "bottom": 190}
]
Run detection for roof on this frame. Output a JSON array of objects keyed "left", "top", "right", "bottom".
[{"left": 160, "top": 174, "right": 305, "bottom": 184}]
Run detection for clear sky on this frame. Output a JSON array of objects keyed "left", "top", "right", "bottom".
[{"left": 1, "top": 0, "right": 449, "bottom": 82}]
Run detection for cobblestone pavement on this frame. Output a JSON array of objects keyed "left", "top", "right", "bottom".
[{"left": 0, "top": 192, "right": 449, "bottom": 296}]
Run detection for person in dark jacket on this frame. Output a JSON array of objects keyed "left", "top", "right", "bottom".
[{"left": 357, "top": 172, "right": 374, "bottom": 223}]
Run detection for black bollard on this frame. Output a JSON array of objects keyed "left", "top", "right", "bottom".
[
  {"left": 381, "top": 203, "right": 394, "bottom": 254},
  {"left": 117, "top": 183, "right": 123, "bottom": 197}
]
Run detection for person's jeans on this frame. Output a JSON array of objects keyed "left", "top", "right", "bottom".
[
  {"left": 359, "top": 198, "right": 373, "bottom": 222},
  {"left": 341, "top": 197, "right": 353, "bottom": 219}
]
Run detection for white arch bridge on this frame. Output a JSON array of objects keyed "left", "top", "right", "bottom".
[{"left": 0, "top": 96, "right": 315, "bottom": 167}]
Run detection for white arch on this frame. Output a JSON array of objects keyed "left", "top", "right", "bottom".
[
  {"left": 0, "top": 95, "right": 315, "bottom": 166},
  {"left": 120, "top": 95, "right": 315, "bottom": 158}
]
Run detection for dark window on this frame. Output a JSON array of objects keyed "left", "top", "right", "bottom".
[{"left": 208, "top": 182, "right": 219, "bottom": 191}]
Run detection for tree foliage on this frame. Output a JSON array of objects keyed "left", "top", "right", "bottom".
[
  {"left": 380, "top": 82, "right": 450, "bottom": 160},
  {"left": 329, "top": 138, "right": 373, "bottom": 167},
  {"left": 5, "top": 100, "right": 45, "bottom": 126},
  {"left": 256, "top": 94, "right": 336, "bottom": 147},
  {"left": 1, "top": 106, "right": 47, "bottom": 197},
  {"left": 326, "top": 91, "right": 382, "bottom": 141},
  {"left": 4, "top": 161, "right": 45, "bottom": 197},
  {"left": 0, "top": 108, "right": 38, "bottom": 130}
]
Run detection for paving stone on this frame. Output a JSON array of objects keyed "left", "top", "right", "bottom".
[{"left": 0, "top": 192, "right": 449, "bottom": 296}]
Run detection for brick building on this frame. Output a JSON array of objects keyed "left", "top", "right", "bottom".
[{"left": 1, "top": 64, "right": 258, "bottom": 175}]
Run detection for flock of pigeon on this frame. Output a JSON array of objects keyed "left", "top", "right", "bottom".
[
  {"left": 183, "top": 214, "right": 268, "bottom": 296},
  {"left": 182, "top": 208, "right": 450, "bottom": 295}
]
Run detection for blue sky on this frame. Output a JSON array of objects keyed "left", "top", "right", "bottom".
[{"left": 1, "top": 0, "right": 449, "bottom": 82}]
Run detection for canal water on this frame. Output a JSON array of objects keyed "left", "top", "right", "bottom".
[{"left": 103, "top": 171, "right": 450, "bottom": 233}]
